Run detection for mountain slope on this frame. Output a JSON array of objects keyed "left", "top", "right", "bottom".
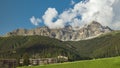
[
  {"left": 66, "top": 31, "right": 120, "bottom": 58},
  {"left": 0, "top": 36, "right": 82, "bottom": 61},
  {"left": 0, "top": 31, "right": 120, "bottom": 60},
  {"left": 6, "top": 21, "right": 112, "bottom": 41}
]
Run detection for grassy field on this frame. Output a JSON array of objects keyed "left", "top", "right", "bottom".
[{"left": 18, "top": 56, "right": 120, "bottom": 68}]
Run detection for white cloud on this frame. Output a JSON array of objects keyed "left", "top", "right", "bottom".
[
  {"left": 70, "top": 0, "right": 75, "bottom": 5},
  {"left": 111, "top": 0, "right": 120, "bottom": 29},
  {"left": 42, "top": 0, "right": 120, "bottom": 30},
  {"left": 42, "top": 8, "right": 64, "bottom": 29},
  {"left": 30, "top": 16, "right": 41, "bottom": 26},
  {"left": 72, "top": 0, "right": 115, "bottom": 26}
]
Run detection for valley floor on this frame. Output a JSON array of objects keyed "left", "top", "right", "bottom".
[{"left": 17, "top": 56, "right": 120, "bottom": 68}]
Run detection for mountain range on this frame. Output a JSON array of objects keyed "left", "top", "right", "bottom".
[
  {"left": 0, "top": 30, "right": 120, "bottom": 60},
  {"left": 0, "top": 21, "right": 120, "bottom": 61},
  {"left": 6, "top": 21, "right": 112, "bottom": 41}
]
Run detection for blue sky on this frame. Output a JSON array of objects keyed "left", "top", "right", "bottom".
[
  {"left": 1, "top": 0, "right": 120, "bottom": 35},
  {"left": 0, "top": 0, "right": 80, "bottom": 35}
]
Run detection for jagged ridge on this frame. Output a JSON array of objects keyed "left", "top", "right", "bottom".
[{"left": 6, "top": 21, "right": 112, "bottom": 41}]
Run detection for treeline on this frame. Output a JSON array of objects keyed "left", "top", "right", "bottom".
[
  {"left": 65, "top": 31, "right": 120, "bottom": 59},
  {"left": 0, "top": 35, "right": 82, "bottom": 61},
  {"left": 0, "top": 31, "right": 120, "bottom": 62}
]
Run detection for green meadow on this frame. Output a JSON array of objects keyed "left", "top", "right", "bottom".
[{"left": 18, "top": 56, "right": 120, "bottom": 68}]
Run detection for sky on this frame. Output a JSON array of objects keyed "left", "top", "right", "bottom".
[
  {"left": 0, "top": 0, "right": 80, "bottom": 35},
  {"left": 0, "top": 0, "right": 120, "bottom": 35}
]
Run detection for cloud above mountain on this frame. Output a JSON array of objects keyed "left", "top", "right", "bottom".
[
  {"left": 70, "top": 0, "right": 75, "bottom": 5},
  {"left": 30, "top": 16, "right": 41, "bottom": 26},
  {"left": 33, "top": 0, "right": 120, "bottom": 29},
  {"left": 42, "top": 8, "right": 64, "bottom": 29}
]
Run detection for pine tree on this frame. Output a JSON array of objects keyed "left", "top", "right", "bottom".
[{"left": 23, "top": 53, "right": 30, "bottom": 66}]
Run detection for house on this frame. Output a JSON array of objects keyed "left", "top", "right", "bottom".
[
  {"left": 20, "top": 56, "right": 68, "bottom": 66},
  {"left": 57, "top": 55, "right": 68, "bottom": 62},
  {"left": 20, "top": 58, "right": 58, "bottom": 66},
  {"left": 0, "top": 59, "right": 17, "bottom": 68}
]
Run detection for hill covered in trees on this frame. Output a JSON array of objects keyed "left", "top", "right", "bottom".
[
  {"left": 0, "top": 35, "right": 81, "bottom": 61},
  {"left": 0, "top": 31, "right": 120, "bottom": 61},
  {"left": 66, "top": 31, "right": 120, "bottom": 58}
]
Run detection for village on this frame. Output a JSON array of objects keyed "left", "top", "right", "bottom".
[{"left": 0, "top": 55, "right": 68, "bottom": 68}]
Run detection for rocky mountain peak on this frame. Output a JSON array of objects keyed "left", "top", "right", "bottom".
[
  {"left": 6, "top": 21, "right": 112, "bottom": 41},
  {"left": 90, "top": 21, "right": 101, "bottom": 25}
]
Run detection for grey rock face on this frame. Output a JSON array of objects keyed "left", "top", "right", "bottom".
[{"left": 6, "top": 21, "right": 112, "bottom": 41}]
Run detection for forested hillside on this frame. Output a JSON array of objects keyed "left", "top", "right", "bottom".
[
  {"left": 0, "top": 31, "right": 120, "bottom": 61},
  {"left": 0, "top": 36, "right": 81, "bottom": 61},
  {"left": 66, "top": 31, "right": 120, "bottom": 58}
]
